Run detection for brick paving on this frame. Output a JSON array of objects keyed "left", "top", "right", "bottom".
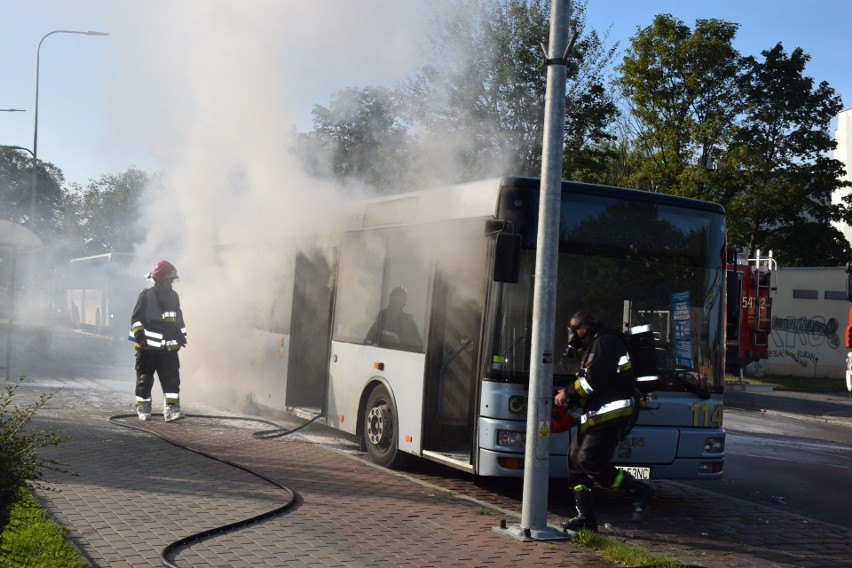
[
  {"left": 26, "top": 374, "right": 609, "bottom": 568},
  {"left": 12, "top": 369, "right": 852, "bottom": 568}
]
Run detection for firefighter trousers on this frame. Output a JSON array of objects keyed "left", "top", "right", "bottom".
[
  {"left": 567, "top": 423, "right": 624, "bottom": 490},
  {"left": 135, "top": 349, "right": 181, "bottom": 400}
]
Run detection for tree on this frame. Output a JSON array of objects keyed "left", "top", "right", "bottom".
[
  {"left": 760, "top": 222, "right": 850, "bottom": 267},
  {"left": 722, "top": 44, "right": 850, "bottom": 262},
  {"left": 400, "top": 0, "right": 619, "bottom": 184},
  {"left": 616, "top": 14, "right": 741, "bottom": 196},
  {"left": 297, "top": 87, "right": 412, "bottom": 193},
  {"left": 60, "top": 167, "right": 150, "bottom": 255},
  {"left": 617, "top": 17, "right": 851, "bottom": 265},
  {"left": 0, "top": 147, "right": 66, "bottom": 241}
]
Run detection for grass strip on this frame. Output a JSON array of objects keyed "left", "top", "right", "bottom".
[
  {"left": 0, "top": 488, "right": 87, "bottom": 568},
  {"left": 727, "top": 373, "right": 845, "bottom": 391},
  {"left": 572, "top": 528, "right": 686, "bottom": 567}
]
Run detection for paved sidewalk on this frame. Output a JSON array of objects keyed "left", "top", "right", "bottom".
[
  {"left": 15, "top": 370, "right": 852, "bottom": 568},
  {"left": 25, "top": 374, "right": 609, "bottom": 568}
]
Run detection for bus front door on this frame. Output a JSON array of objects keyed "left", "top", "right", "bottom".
[
  {"left": 285, "top": 248, "right": 334, "bottom": 414},
  {"left": 423, "top": 256, "right": 485, "bottom": 462}
]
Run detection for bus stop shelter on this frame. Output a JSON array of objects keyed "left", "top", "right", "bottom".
[{"left": 0, "top": 220, "right": 43, "bottom": 381}]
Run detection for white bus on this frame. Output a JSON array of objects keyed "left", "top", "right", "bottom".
[
  {"left": 66, "top": 253, "right": 135, "bottom": 338},
  {"left": 251, "top": 177, "right": 726, "bottom": 479}
]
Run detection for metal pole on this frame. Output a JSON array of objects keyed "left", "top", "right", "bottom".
[
  {"left": 520, "top": 0, "right": 572, "bottom": 537},
  {"left": 1, "top": 146, "right": 35, "bottom": 159},
  {"left": 4, "top": 246, "right": 17, "bottom": 381},
  {"left": 31, "top": 30, "right": 109, "bottom": 228}
]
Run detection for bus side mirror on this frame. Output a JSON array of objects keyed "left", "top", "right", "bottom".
[
  {"left": 493, "top": 233, "right": 522, "bottom": 283},
  {"left": 846, "top": 262, "right": 852, "bottom": 302}
]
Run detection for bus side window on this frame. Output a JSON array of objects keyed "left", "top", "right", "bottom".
[
  {"left": 377, "top": 228, "right": 430, "bottom": 352},
  {"left": 333, "top": 231, "right": 386, "bottom": 344}
]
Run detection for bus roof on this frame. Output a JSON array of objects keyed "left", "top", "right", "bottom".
[
  {"left": 358, "top": 178, "right": 505, "bottom": 229},
  {"left": 69, "top": 252, "right": 134, "bottom": 264},
  {"left": 506, "top": 177, "right": 726, "bottom": 216},
  {"left": 355, "top": 177, "right": 724, "bottom": 230}
]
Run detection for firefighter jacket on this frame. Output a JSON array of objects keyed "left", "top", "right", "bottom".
[
  {"left": 565, "top": 329, "right": 636, "bottom": 433},
  {"left": 129, "top": 285, "right": 187, "bottom": 351}
]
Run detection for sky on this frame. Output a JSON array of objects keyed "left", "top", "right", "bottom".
[{"left": 1, "top": 0, "right": 851, "bottom": 189}]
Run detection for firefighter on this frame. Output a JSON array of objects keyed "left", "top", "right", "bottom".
[
  {"left": 554, "top": 310, "right": 653, "bottom": 532},
  {"left": 129, "top": 260, "right": 188, "bottom": 422},
  {"left": 364, "top": 286, "right": 422, "bottom": 350}
]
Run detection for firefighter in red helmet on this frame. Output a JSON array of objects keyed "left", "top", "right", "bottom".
[{"left": 129, "top": 260, "right": 188, "bottom": 422}]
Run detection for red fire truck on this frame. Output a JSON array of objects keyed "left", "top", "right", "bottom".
[
  {"left": 844, "top": 263, "right": 852, "bottom": 399},
  {"left": 726, "top": 248, "right": 776, "bottom": 379}
]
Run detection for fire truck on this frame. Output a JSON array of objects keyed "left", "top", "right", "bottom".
[
  {"left": 844, "top": 263, "right": 852, "bottom": 399},
  {"left": 726, "top": 248, "right": 776, "bottom": 379}
]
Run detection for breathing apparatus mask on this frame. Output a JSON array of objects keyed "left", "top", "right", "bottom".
[{"left": 565, "top": 317, "right": 590, "bottom": 356}]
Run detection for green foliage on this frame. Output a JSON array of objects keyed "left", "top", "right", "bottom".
[
  {"left": 723, "top": 44, "right": 849, "bottom": 259},
  {"left": 60, "top": 166, "right": 150, "bottom": 255},
  {"left": 0, "top": 147, "right": 66, "bottom": 242},
  {"left": 760, "top": 221, "right": 850, "bottom": 267},
  {"left": 617, "top": 16, "right": 850, "bottom": 264},
  {"left": 0, "top": 377, "right": 70, "bottom": 535},
  {"left": 403, "top": 0, "right": 618, "bottom": 183},
  {"left": 297, "top": 0, "right": 620, "bottom": 192},
  {"left": 572, "top": 528, "right": 685, "bottom": 567},
  {"left": 0, "top": 487, "right": 87, "bottom": 567},
  {"left": 616, "top": 14, "right": 741, "bottom": 195},
  {"left": 297, "top": 87, "right": 412, "bottom": 193},
  {"left": 728, "top": 373, "right": 846, "bottom": 392}
]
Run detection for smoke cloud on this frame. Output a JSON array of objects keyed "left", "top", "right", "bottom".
[{"left": 94, "top": 1, "right": 458, "bottom": 409}]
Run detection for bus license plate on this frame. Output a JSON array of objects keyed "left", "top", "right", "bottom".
[{"left": 617, "top": 466, "right": 650, "bottom": 480}]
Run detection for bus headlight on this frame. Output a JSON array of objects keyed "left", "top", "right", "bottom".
[
  {"left": 497, "top": 430, "right": 526, "bottom": 448},
  {"left": 507, "top": 396, "right": 527, "bottom": 415},
  {"left": 704, "top": 437, "right": 724, "bottom": 453}
]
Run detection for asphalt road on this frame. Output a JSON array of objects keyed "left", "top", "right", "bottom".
[{"left": 682, "top": 407, "right": 852, "bottom": 527}]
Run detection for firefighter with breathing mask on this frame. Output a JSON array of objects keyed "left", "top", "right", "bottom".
[
  {"left": 554, "top": 310, "right": 653, "bottom": 532},
  {"left": 129, "top": 260, "right": 188, "bottom": 422}
]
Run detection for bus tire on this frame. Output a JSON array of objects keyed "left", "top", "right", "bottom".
[{"left": 363, "top": 384, "right": 405, "bottom": 469}]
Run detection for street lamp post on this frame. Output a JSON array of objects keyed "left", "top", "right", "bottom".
[
  {"left": 30, "top": 29, "right": 109, "bottom": 227},
  {"left": 1, "top": 145, "right": 34, "bottom": 159}
]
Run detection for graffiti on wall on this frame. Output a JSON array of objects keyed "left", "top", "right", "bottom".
[{"left": 769, "top": 315, "right": 840, "bottom": 368}]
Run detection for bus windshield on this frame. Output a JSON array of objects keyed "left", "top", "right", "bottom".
[{"left": 489, "top": 187, "right": 726, "bottom": 391}]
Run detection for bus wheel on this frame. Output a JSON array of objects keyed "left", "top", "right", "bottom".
[{"left": 363, "top": 384, "right": 403, "bottom": 468}]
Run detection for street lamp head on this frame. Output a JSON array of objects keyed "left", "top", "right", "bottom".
[{"left": 30, "top": 28, "right": 110, "bottom": 228}]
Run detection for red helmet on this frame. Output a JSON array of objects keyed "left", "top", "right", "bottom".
[{"left": 147, "top": 260, "right": 179, "bottom": 282}]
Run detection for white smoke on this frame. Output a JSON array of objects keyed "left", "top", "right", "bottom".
[{"left": 94, "top": 1, "right": 448, "bottom": 409}]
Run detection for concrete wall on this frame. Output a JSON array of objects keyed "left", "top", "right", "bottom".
[{"left": 758, "top": 266, "right": 848, "bottom": 379}]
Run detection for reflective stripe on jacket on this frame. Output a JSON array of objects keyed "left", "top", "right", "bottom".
[
  {"left": 129, "top": 286, "right": 187, "bottom": 351},
  {"left": 576, "top": 329, "right": 636, "bottom": 433}
]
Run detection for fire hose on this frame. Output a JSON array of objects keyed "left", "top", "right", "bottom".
[{"left": 109, "top": 412, "right": 321, "bottom": 567}]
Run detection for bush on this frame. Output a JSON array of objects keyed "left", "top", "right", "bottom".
[{"left": 0, "top": 376, "right": 70, "bottom": 536}]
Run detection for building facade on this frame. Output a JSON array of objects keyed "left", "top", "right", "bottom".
[
  {"left": 757, "top": 266, "right": 848, "bottom": 379},
  {"left": 832, "top": 108, "right": 852, "bottom": 244}
]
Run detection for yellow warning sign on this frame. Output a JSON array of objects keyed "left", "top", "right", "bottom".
[{"left": 539, "top": 422, "right": 550, "bottom": 437}]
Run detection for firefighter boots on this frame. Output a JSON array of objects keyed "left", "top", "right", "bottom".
[
  {"left": 621, "top": 474, "right": 654, "bottom": 521},
  {"left": 631, "top": 483, "right": 653, "bottom": 521},
  {"left": 561, "top": 488, "right": 598, "bottom": 532},
  {"left": 163, "top": 404, "right": 184, "bottom": 422},
  {"left": 136, "top": 401, "right": 152, "bottom": 421}
]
